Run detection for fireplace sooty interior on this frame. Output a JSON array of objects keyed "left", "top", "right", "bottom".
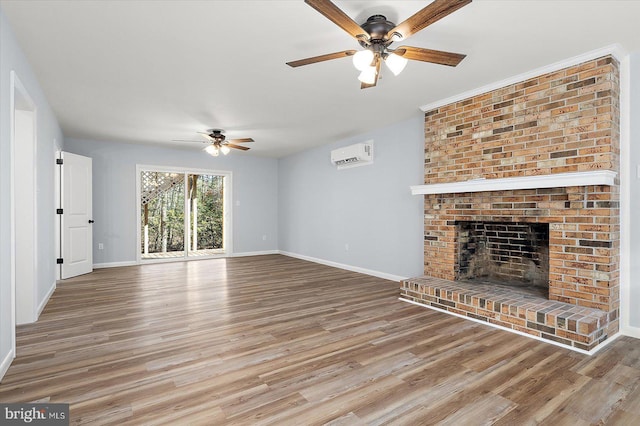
[{"left": 456, "top": 221, "right": 549, "bottom": 292}]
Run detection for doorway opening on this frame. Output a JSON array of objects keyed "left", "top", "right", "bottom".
[
  {"left": 11, "top": 71, "right": 38, "bottom": 326},
  {"left": 137, "top": 166, "right": 232, "bottom": 262}
]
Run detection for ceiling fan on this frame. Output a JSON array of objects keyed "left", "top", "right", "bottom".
[
  {"left": 287, "top": 0, "right": 471, "bottom": 88},
  {"left": 174, "top": 129, "right": 254, "bottom": 156}
]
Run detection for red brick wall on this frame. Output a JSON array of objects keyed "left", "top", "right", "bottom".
[{"left": 422, "top": 56, "right": 620, "bottom": 333}]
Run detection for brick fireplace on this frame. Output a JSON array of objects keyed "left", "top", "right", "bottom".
[{"left": 400, "top": 55, "right": 620, "bottom": 351}]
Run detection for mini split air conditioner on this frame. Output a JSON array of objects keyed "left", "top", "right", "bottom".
[{"left": 330, "top": 142, "right": 373, "bottom": 170}]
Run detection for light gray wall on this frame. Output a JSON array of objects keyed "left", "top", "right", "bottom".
[
  {"left": 278, "top": 115, "right": 425, "bottom": 279},
  {"left": 629, "top": 51, "right": 640, "bottom": 328},
  {"left": 64, "top": 138, "right": 278, "bottom": 264},
  {"left": 0, "top": 7, "right": 63, "bottom": 373}
]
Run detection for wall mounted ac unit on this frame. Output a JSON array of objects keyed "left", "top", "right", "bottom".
[{"left": 330, "top": 142, "right": 373, "bottom": 170}]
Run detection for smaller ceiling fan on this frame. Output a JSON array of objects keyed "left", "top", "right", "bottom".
[
  {"left": 287, "top": 0, "right": 471, "bottom": 88},
  {"left": 174, "top": 129, "right": 254, "bottom": 156}
]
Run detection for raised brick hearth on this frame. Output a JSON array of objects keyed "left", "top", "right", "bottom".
[
  {"left": 401, "top": 55, "right": 620, "bottom": 351},
  {"left": 402, "top": 277, "right": 609, "bottom": 351}
]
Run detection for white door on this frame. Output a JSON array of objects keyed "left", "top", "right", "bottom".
[{"left": 61, "top": 152, "right": 93, "bottom": 279}]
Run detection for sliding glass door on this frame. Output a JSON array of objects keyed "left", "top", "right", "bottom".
[
  {"left": 138, "top": 167, "right": 231, "bottom": 261},
  {"left": 187, "top": 173, "right": 225, "bottom": 256},
  {"left": 141, "top": 171, "right": 185, "bottom": 259}
]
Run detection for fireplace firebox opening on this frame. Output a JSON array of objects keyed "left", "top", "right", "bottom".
[{"left": 456, "top": 221, "right": 549, "bottom": 294}]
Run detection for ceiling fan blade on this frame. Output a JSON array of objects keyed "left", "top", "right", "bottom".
[
  {"left": 361, "top": 56, "right": 381, "bottom": 89},
  {"left": 197, "top": 132, "right": 215, "bottom": 141},
  {"left": 395, "top": 46, "right": 466, "bottom": 67},
  {"left": 227, "top": 138, "right": 254, "bottom": 143},
  {"left": 226, "top": 143, "right": 250, "bottom": 151},
  {"left": 173, "top": 139, "right": 207, "bottom": 143},
  {"left": 386, "top": 0, "right": 471, "bottom": 41},
  {"left": 287, "top": 50, "right": 357, "bottom": 67},
  {"left": 305, "top": 0, "right": 368, "bottom": 40}
]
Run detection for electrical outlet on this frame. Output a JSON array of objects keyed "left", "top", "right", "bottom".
[
  {"left": 345, "top": 243, "right": 349, "bottom": 251},
  {"left": 98, "top": 243, "right": 104, "bottom": 250},
  {"left": 262, "top": 235, "right": 267, "bottom": 241},
  {"left": 236, "top": 200, "right": 241, "bottom": 206}
]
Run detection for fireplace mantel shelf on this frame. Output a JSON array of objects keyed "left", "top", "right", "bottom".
[{"left": 410, "top": 170, "right": 617, "bottom": 195}]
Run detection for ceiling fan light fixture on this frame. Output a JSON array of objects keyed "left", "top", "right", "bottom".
[
  {"left": 357, "top": 66, "right": 377, "bottom": 85},
  {"left": 352, "top": 49, "right": 374, "bottom": 71},
  {"left": 384, "top": 52, "right": 408, "bottom": 76},
  {"left": 205, "top": 145, "right": 219, "bottom": 156},
  {"left": 220, "top": 145, "right": 231, "bottom": 155},
  {"left": 287, "top": 1, "right": 470, "bottom": 89}
]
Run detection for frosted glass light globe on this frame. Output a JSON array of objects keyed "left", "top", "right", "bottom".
[
  {"left": 205, "top": 145, "right": 219, "bottom": 156},
  {"left": 385, "top": 53, "right": 408, "bottom": 76},
  {"left": 352, "top": 49, "right": 374, "bottom": 71},
  {"left": 357, "top": 66, "right": 377, "bottom": 84}
]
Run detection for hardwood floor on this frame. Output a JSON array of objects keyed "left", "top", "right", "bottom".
[{"left": 1, "top": 254, "right": 640, "bottom": 425}]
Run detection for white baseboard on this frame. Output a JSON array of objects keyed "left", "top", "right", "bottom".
[
  {"left": 0, "top": 348, "right": 15, "bottom": 383},
  {"left": 36, "top": 280, "right": 56, "bottom": 318},
  {"left": 622, "top": 325, "right": 640, "bottom": 339},
  {"left": 594, "top": 331, "right": 624, "bottom": 352},
  {"left": 93, "top": 261, "right": 138, "bottom": 269},
  {"left": 399, "top": 297, "right": 621, "bottom": 356},
  {"left": 231, "top": 250, "right": 279, "bottom": 257},
  {"left": 279, "top": 251, "right": 407, "bottom": 282}
]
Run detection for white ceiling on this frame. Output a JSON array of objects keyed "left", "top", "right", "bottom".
[{"left": 2, "top": 0, "right": 640, "bottom": 158}]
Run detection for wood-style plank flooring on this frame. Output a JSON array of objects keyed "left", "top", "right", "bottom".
[{"left": 1, "top": 254, "right": 640, "bottom": 425}]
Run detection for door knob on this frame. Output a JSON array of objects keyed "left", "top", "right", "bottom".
[{"left": 88, "top": 220, "right": 95, "bottom": 224}]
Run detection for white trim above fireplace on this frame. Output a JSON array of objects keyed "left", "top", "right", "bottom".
[{"left": 410, "top": 170, "right": 617, "bottom": 196}]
